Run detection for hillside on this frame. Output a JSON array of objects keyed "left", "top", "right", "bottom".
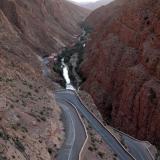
[
  {"left": 85, "top": 0, "right": 124, "bottom": 28},
  {"left": 0, "top": 0, "right": 88, "bottom": 159},
  {"left": 0, "top": 0, "right": 89, "bottom": 56},
  {"left": 81, "top": 0, "right": 160, "bottom": 146}
]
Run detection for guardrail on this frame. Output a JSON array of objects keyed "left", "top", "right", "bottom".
[
  {"left": 111, "top": 129, "right": 155, "bottom": 160},
  {"left": 56, "top": 89, "right": 155, "bottom": 160},
  {"left": 74, "top": 90, "right": 155, "bottom": 160}
]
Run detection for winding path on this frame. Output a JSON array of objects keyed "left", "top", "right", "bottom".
[
  {"left": 56, "top": 89, "right": 154, "bottom": 160},
  {"left": 56, "top": 99, "right": 87, "bottom": 160}
]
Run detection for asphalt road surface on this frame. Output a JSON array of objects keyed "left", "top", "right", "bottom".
[
  {"left": 55, "top": 89, "right": 154, "bottom": 160},
  {"left": 56, "top": 90, "right": 135, "bottom": 160},
  {"left": 56, "top": 99, "right": 86, "bottom": 160}
]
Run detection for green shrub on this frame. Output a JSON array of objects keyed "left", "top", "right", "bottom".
[
  {"left": 21, "top": 126, "right": 28, "bottom": 133},
  {"left": 0, "top": 155, "right": 7, "bottom": 160},
  {"left": 48, "top": 148, "right": 52, "bottom": 155},
  {"left": 98, "top": 151, "right": 105, "bottom": 158},
  {"left": 88, "top": 146, "right": 93, "bottom": 152},
  {"left": 0, "top": 130, "right": 9, "bottom": 140},
  {"left": 40, "top": 117, "right": 46, "bottom": 121},
  {"left": 14, "top": 138, "right": 25, "bottom": 152}
]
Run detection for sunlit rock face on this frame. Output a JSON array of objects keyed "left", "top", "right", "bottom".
[{"left": 81, "top": 0, "right": 160, "bottom": 145}]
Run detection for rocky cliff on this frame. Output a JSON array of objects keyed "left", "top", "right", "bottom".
[
  {"left": 0, "top": 0, "right": 88, "bottom": 159},
  {"left": 0, "top": 0, "right": 89, "bottom": 56},
  {"left": 81, "top": 0, "right": 160, "bottom": 145}
]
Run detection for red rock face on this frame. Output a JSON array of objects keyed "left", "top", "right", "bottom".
[{"left": 81, "top": 0, "right": 160, "bottom": 145}]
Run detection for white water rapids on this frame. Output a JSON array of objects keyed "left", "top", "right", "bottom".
[{"left": 61, "top": 58, "right": 75, "bottom": 90}]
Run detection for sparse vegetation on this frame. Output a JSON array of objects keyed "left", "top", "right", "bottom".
[
  {"left": 0, "top": 76, "right": 14, "bottom": 83},
  {"left": 155, "top": 145, "right": 160, "bottom": 160},
  {"left": 34, "top": 89, "right": 39, "bottom": 93},
  {"left": 0, "top": 155, "right": 7, "bottom": 160},
  {"left": 98, "top": 151, "right": 105, "bottom": 158},
  {"left": 88, "top": 146, "right": 94, "bottom": 151},
  {"left": 53, "top": 62, "right": 62, "bottom": 75},
  {"left": 12, "top": 155, "right": 15, "bottom": 159},
  {"left": 21, "top": 126, "right": 28, "bottom": 133},
  {"left": 10, "top": 104, "right": 14, "bottom": 109},
  {"left": 52, "top": 24, "right": 90, "bottom": 88},
  {"left": 14, "top": 138, "right": 25, "bottom": 152},
  {"left": 5, "top": 78, "right": 13, "bottom": 83},
  {"left": 29, "top": 84, "right": 33, "bottom": 89},
  {"left": 11, "top": 123, "right": 28, "bottom": 133},
  {"left": 27, "top": 92, "right": 32, "bottom": 96},
  {"left": 113, "top": 153, "right": 118, "bottom": 157},
  {"left": 48, "top": 148, "right": 53, "bottom": 155},
  {"left": 0, "top": 130, "right": 9, "bottom": 140},
  {"left": 40, "top": 116, "right": 46, "bottom": 121},
  {"left": 28, "top": 108, "right": 49, "bottom": 123},
  {"left": 79, "top": 22, "right": 93, "bottom": 34}
]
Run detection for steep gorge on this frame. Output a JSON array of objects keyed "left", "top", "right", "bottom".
[{"left": 81, "top": 0, "right": 160, "bottom": 145}]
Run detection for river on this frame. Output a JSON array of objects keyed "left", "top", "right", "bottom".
[{"left": 61, "top": 58, "right": 75, "bottom": 90}]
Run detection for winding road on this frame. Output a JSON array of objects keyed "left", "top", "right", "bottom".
[
  {"left": 43, "top": 55, "right": 154, "bottom": 160},
  {"left": 57, "top": 100, "right": 86, "bottom": 160},
  {"left": 56, "top": 89, "right": 154, "bottom": 160}
]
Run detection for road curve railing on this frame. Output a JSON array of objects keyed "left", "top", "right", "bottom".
[
  {"left": 73, "top": 90, "right": 154, "bottom": 160},
  {"left": 56, "top": 89, "right": 155, "bottom": 160},
  {"left": 56, "top": 90, "right": 136, "bottom": 160},
  {"left": 74, "top": 90, "right": 155, "bottom": 160}
]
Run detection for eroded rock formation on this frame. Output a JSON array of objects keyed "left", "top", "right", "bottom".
[{"left": 81, "top": 0, "right": 160, "bottom": 145}]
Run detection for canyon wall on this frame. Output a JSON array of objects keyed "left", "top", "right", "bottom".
[
  {"left": 81, "top": 0, "right": 160, "bottom": 145},
  {"left": 0, "top": 0, "right": 88, "bottom": 159}
]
